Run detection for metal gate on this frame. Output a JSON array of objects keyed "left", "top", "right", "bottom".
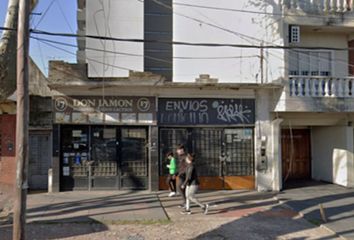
[
  {"left": 159, "top": 128, "right": 254, "bottom": 189},
  {"left": 29, "top": 133, "right": 51, "bottom": 190},
  {"left": 159, "top": 128, "right": 188, "bottom": 174},
  {"left": 60, "top": 125, "right": 148, "bottom": 190}
]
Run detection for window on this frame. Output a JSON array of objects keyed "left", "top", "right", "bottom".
[
  {"left": 289, "top": 25, "right": 300, "bottom": 43},
  {"left": 289, "top": 50, "right": 332, "bottom": 76}
]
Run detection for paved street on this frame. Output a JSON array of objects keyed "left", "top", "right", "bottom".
[{"left": 0, "top": 187, "right": 343, "bottom": 240}]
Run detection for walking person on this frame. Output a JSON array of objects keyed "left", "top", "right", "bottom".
[
  {"left": 180, "top": 153, "right": 209, "bottom": 215},
  {"left": 166, "top": 152, "right": 177, "bottom": 197},
  {"left": 176, "top": 144, "right": 187, "bottom": 208}
]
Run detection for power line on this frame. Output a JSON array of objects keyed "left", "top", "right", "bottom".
[
  {"left": 28, "top": 28, "right": 354, "bottom": 51},
  {"left": 35, "top": 39, "right": 47, "bottom": 74},
  {"left": 33, "top": 0, "right": 56, "bottom": 29},
  {"left": 35, "top": 36, "right": 349, "bottom": 82},
  {"left": 30, "top": 36, "right": 259, "bottom": 60},
  {"left": 36, "top": 37, "right": 137, "bottom": 72},
  {"left": 56, "top": 0, "right": 75, "bottom": 33},
  {"left": 172, "top": 1, "right": 354, "bottom": 20},
  {"left": 2, "top": 25, "right": 354, "bottom": 51},
  {"left": 36, "top": 34, "right": 354, "bottom": 82},
  {"left": 150, "top": 0, "right": 263, "bottom": 44}
]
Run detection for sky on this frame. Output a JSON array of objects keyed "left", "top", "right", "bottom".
[{"left": 0, "top": 0, "right": 77, "bottom": 75}]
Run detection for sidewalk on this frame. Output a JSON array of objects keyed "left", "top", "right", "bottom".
[
  {"left": 277, "top": 181, "right": 354, "bottom": 240},
  {"left": 26, "top": 191, "right": 168, "bottom": 224},
  {"left": 0, "top": 189, "right": 341, "bottom": 239}
]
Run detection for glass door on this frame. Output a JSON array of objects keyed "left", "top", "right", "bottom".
[
  {"left": 90, "top": 126, "right": 119, "bottom": 189},
  {"left": 60, "top": 125, "right": 89, "bottom": 190},
  {"left": 120, "top": 128, "right": 148, "bottom": 189}
]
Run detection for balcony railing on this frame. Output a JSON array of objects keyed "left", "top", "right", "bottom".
[
  {"left": 289, "top": 76, "right": 354, "bottom": 97},
  {"left": 283, "top": 0, "right": 354, "bottom": 13}
]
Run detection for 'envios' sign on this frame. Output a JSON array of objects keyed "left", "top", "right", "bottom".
[{"left": 158, "top": 98, "right": 255, "bottom": 125}]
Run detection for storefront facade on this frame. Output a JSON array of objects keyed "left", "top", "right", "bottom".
[
  {"left": 51, "top": 94, "right": 258, "bottom": 191},
  {"left": 158, "top": 98, "right": 256, "bottom": 190},
  {"left": 52, "top": 96, "right": 157, "bottom": 191}
]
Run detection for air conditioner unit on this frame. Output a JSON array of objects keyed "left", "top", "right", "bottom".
[{"left": 289, "top": 25, "right": 300, "bottom": 43}]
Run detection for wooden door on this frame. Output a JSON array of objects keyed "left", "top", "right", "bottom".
[{"left": 282, "top": 129, "right": 311, "bottom": 180}]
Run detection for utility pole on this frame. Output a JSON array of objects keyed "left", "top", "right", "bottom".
[
  {"left": 13, "top": 0, "right": 30, "bottom": 239},
  {"left": 260, "top": 41, "right": 264, "bottom": 84}
]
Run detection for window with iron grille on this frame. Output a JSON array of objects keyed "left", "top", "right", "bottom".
[
  {"left": 289, "top": 50, "right": 332, "bottom": 76},
  {"left": 192, "top": 128, "right": 223, "bottom": 176},
  {"left": 223, "top": 129, "right": 254, "bottom": 176},
  {"left": 159, "top": 128, "right": 188, "bottom": 175},
  {"left": 159, "top": 128, "right": 254, "bottom": 176}
]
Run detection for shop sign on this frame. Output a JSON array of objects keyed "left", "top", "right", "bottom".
[
  {"left": 158, "top": 98, "right": 255, "bottom": 125},
  {"left": 53, "top": 96, "right": 156, "bottom": 125}
]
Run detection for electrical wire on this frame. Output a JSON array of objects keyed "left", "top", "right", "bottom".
[
  {"left": 33, "top": 0, "right": 56, "bottom": 29},
  {"left": 56, "top": 0, "right": 75, "bottom": 33},
  {"left": 172, "top": 1, "right": 354, "bottom": 20},
  {"left": 36, "top": 39, "right": 47, "bottom": 74},
  {"left": 30, "top": 36, "right": 259, "bottom": 61},
  {"left": 36, "top": 37, "right": 136, "bottom": 72},
  {"left": 2, "top": 25, "right": 354, "bottom": 51},
  {"left": 147, "top": 0, "right": 354, "bottom": 81},
  {"left": 30, "top": 34, "right": 354, "bottom": 85}
]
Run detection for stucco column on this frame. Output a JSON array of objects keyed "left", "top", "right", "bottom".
[
  {"left": 149, "top": 126, "right": 159, "bottom": 191},
  {"left": 271, "top": 118, "right": 283, "bottom": 191},
  {"left": 255, "top": 89, "right": 273, "bottom": 192},
  {"left": 50, "top": 125, "right": 60, "bottom": 192}
]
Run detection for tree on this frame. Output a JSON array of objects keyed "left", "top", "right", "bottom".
[{"left": 0, "top": 0, "right": 37, "bottom": 101}]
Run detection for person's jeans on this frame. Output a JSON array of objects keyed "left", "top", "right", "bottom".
[
  {"left": 177, "top": 177, "right": 186, "bottom": 204},
  {"left": 186, "top": 184, "right": 204, "bottom": 211}
]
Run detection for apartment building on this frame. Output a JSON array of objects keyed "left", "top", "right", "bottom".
[{"left": 48, "top": 0, "right": 354, "bottom": 192}]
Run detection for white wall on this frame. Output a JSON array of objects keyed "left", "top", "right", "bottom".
[
  {"left": 255, "top": 89, "right": 276, "bottom": 191},
  {"left": 312, "top": 126, "right": 354, "bottom": 187},
  {"left": 173, "top": 0, "right": 285, "bottom": 83},
  {"left": 85, "top": 0, "right": 144, "bottom": 77},
  {"left": 295, "top": 31, "right": 348, "bottom": 77},
  {"left": 84, "top": 1, "right": 287, "bottom": 82}
]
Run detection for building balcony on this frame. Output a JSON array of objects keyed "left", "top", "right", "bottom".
[
  {"left": 274, "top": 76, "right": 354, "bottom": 112},
  {"left": 282, "top": 0, "right": 354, "bottom": 27},
  {"left": 284, "top": 0, "right": 354, "bottom": 13},
  {"left": 289, "top": 76, "right": 354, "bottom": 97}
]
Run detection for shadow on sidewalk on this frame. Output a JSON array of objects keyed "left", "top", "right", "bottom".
[
  {"left": 276, "top": 181, "right": 354, "bottom": 239},
  {"left": 0, "top": 217, "right": 108, "bottom": 240},
  {"left": 26, "top": 191, "right": 166, "bottom": 222},
  {"left": 159, "top": 186, "right": 345, "bottom": 239},
  {"left": 194, "top": 205, "right": 340, "bottom": 240}
]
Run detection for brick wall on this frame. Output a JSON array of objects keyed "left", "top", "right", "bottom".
[{"left": 0, "top": 115, "right": 16, "bottom": 194}]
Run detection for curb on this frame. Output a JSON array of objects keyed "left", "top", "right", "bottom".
[{"left": 274, "top": 195, "right": 347, "bottom": 240}]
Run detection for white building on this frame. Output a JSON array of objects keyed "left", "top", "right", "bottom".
[{"left": 53, "top": 0, "right": 354, "bottom": 192}]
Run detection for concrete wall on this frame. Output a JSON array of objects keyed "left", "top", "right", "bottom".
[
  {"left": 84, "top": 0, "right": 285, "bottom": 82},
  {"left": 255, "top": 89, "right": 278, "bottom": 191},
  {"left": 312, "top": 126, "right": 354, "bottom": 187},
  {"left": 173, "top": 0, "right": 285, "bottom": 83},
  {"left": 85, "top": 0, "right": 144, "bottom": 77}
]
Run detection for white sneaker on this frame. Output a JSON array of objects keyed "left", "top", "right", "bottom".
[{"left": 168, "top": 192, "right": 176, "bottom": 197}]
